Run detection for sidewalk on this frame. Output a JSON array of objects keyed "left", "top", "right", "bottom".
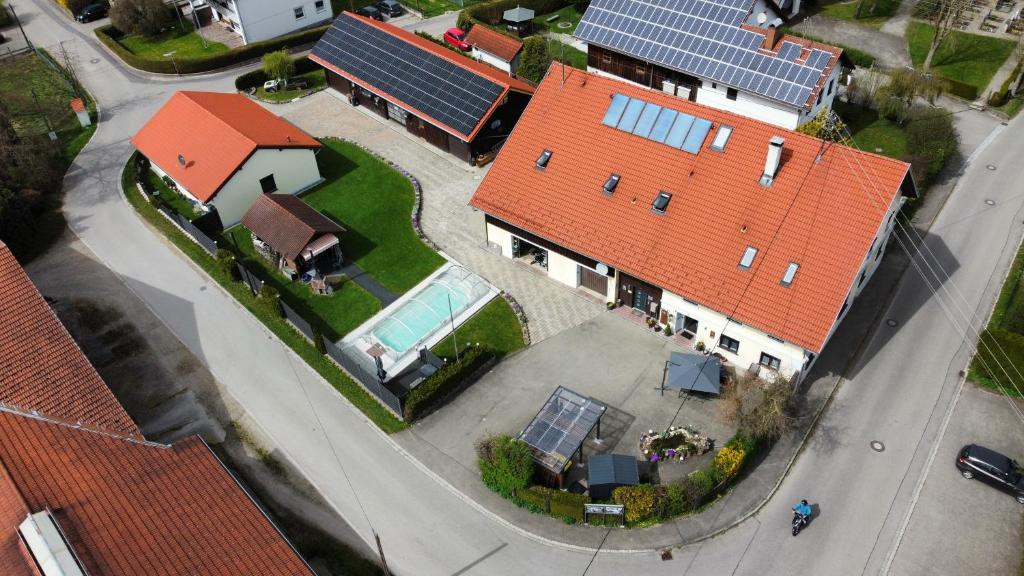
[
  {"left": 879, "top": 0, "right": 916, "bottom": 37},
  {"left": 983, "top": 52, "right": 1021, "bottom": 99}
]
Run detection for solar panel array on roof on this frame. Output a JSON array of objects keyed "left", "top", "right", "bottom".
[
  {"left": 312, "top": 15, "right": 505, "bottom": 137},
  {"left": 575, "top": 0, "right": 836, "bottom": 108},
  {"left": 604, "top": 93, "right": 713, "bottom": 154},
  {"left": 519, "top": 386, "right": 606, "bottom": 474}
]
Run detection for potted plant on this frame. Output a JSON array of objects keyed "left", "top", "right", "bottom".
[
  {"left": 695, "top": 340, "right": 706, "bottom": 352},
  {"left": 606, "top": 301, "right": 616, "bottom": 311},
  {"left": 646, "top": 317, "right": 657, "bottom": 328},
  {"left": 664, "top": 324, "right": 673, "bottom": 337}
]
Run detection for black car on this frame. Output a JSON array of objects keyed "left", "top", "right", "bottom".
[
  {"left": 355, "top": 5, "right": 385, "bottom": 21},
  {"left": 957, "top": 444, "right": 1024, "bottom": 503},
  {"left": 376, "top": 0, "right": 405, "bottom": 17},
  {"left": 75, "top": 3, "right": 108, "bottom": 23}
]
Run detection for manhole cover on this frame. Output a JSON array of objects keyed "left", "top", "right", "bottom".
[
  {"left": 557, "top": 21, "right": 573, "bottom": 29},
  {"left": 660, "top": 549, "right": 673, "bottom": 561},
  {"left": 987, "top": 164, "right": 997, "bottom": 171},
  {"left": 886, "top": 319, "right": 898, "bottom": 327},
  {"left": 871, "top": 440, "right": 885, "bottom": 452},
  {"left": 985, "top": 199, "right": 997, "bottom": 206},
  {"left": 90, "top": 58, "right": 100, "bottom": 64},
  {"left": 199, "top": 285, "right": 207, "bottom": 291}
]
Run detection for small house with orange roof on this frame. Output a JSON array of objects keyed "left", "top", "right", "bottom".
[
  {"left": 466, "top": 25, "right": 524, "bottom": 74},
  {"left": 310, "top": 13, "right": 535, "bottom": 165},
  {"left": 132, "top": 91, "right": 323, "bottom": 228},
  {"left": 575, "top": 0, "right": 843, "bottom": 129},
  {"left": 470, "top": 69, "right": 917, "bottom": 380}
]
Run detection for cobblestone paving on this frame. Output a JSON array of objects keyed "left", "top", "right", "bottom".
[{"left": 274, "top": 92, "right": 602, "bottom": 343}]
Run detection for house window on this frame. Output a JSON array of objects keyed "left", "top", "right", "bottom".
[
  {"left": 315, "top": 0, "right": 326, "bottom": 11},
  {"left": 727, "top": 88, "right": 738, "bottom": 100},
  {"left": 719, "top": 335, "right": 740, "bottom": 353},
  {"left": 827, "top": 79, "right": 835, "bottom": 95},
  {"left": 601, "top": 52, "right": 612, "bottom": 64},
  {"left": 874, "top": 242, "right": 883, "bottom": 261},
  {"left": 858, "top": 270, "right": 867, "bottom": 286},
  {"left": 759, "top": 352, "right": 781, "bottom": 370},
  {"left": 294, "top": 6, "right": 305, "bottom": 19},
  {"left": 816, "top": 89, "right": 823, "bottom": 105},
  {"left": 259, "top": 174, "right": 278, "bottom": 193}
]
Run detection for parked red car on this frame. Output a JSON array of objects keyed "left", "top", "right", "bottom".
[{"left": 444, "top": 28, "right": 470, "bottom": 51}]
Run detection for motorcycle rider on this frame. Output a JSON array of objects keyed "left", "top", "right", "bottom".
[{"left": 793, "top": 499, "right": 812, "bottom": 525}]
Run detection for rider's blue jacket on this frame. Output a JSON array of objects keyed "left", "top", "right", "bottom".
[{"left": 794, "top": 503, "right": 812, "bottom": 517}]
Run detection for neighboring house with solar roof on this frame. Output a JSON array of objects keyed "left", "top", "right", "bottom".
[
  {"left": 0, "top": 242, "right": 314, "bottom": 576},
  {"left": 310, "top": 13, "right": 535, "bottom": 165},
  {"left": 132, "top": 91, "right": 323, "bottom": 228},
  {"left": 575, "top": 0, "right": 844, "bottom": 129},
  {"left": 470, "top": 70, "right": 917, "bottom": 379}
]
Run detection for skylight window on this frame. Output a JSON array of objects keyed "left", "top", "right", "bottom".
[
  {"left": 603, "top": 174, "right": 620, "bottom": 195},
  {"left": 781, "top": 262, "right": 799, "bottom": 286},
  {"left": 536, "top": 149, "right": 552, "bottom": 169},
  {"left": 710, "top": 125, "right": 733, "bottom": 151},
  {"left": 739, "top": 246, "right": 758, "bottom": 269},
  {"left": 652, "top": 192, "right": 672, "bottom": 214}
]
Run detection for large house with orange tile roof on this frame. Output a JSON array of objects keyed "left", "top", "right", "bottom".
[
  {"left": 310, "top": 13, "right": 535, "bottom": 165},
  {"left": 575, "top": 0, "right": 842, "bottom": 129},
  {"left": 132, "top": 91, "right": 323, "bottom": 228},
  {"left": 470, "top": 69, "right": 916, "bottom": 379},
  {"left": 0, "top": 242, "right": 314, "bottom": 576},
  {"left": 467, "top": 24, "right": 524, "bottom": 74}
]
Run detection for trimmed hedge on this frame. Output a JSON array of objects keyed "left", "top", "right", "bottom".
[
  {"left": 943, "top": 77, "right": 978, "bottom": 101},
  {"left": 96, "top": 24, "right": 330, "bottom": 74},
  {"left": 459, "top": 0, "right": 572, "bottom": 28},
  {"left": 516, "top": 486, "right": 590, "bottom": 522},
  {"left": 402, "top": 345, "right": 495, "bottom": 421},
  {"left": 235, "top": 55, "right": 322, "bottom": 90}
]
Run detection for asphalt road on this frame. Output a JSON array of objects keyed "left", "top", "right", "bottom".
[{"left": 17, "top": 1, "right": 1024, "bottom": 574}]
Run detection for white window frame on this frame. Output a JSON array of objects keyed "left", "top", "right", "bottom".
[
  {"left": 294, "top": 6, "right": 305, "bottom": 19},
  {"left": 315, "top": 0, "right": 326, "bottom": 12}
]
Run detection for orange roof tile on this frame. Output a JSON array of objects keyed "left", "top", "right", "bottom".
[
  {"left": 466, "top": 25, "right": 523, "bottom": 62},
  {"left": 470, "top": 70, "right": 912, "bottom": 352},
  {"left": 0, "top": 243, "right": 139, "bottom": 436},
  {"left": 131, "top": 92, "right": 320, "bottom": 203},
  {"left": 0, "top": 410, "right": 312, "bottom": 575}
]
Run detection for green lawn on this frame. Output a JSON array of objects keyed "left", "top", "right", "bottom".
[
  {"left": 532, "top": 5, "right": 585, "bottom": 34},
  {"left": 119, "top": 26, "right": 229, "bottom": 59},
  {"left": 833, "top": 101, "right": 907, "bottom": 159},
  {"left": 257, "top": 69, "right": 327, "bottom": 103},
  {"left": 816, "top": 0, "right": 900, "bottom": 29},
  {"left": 431, "top": 297, "right": 525, "bottom": 359},
  {"left": 146, "top": 170, "right": 204, "bottom": 220},
  {"left": 302, "top": 139, "right": 445, "bottom": 294},
  {"left": 969, "top": 240, "right": 1024, "bottom": 397},
  {"left": 225, "top": 226, "right": 380, "bottom": 341},
  {"left": 906, "top": 22, "right": 1017, "bottom": 91},
  {"left": 548, "top": 38, "right": 587, "bottom": 70}
]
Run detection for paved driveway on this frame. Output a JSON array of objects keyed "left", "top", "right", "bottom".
[
  {"left": 275, "top": 91, "right": 602, "bottom": 343},
  {"left": 888, "top": 383, "right": 1024, "bottom": 576}
]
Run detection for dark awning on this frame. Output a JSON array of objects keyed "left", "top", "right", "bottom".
[{"left": 664, "top": 352, "right": 721, "bottom": 395}]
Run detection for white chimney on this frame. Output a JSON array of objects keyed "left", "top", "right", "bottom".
[{"left": 761, "top": 136, "right": 785, "bottom": 186}]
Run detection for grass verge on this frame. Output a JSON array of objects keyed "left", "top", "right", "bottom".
[
  {"left": 532, "top": 5, "right": 584, "bottom": 34},
  {"left": 816, "top": 0, "right": 901, "bottom": 29},
  {"left": 833, "top": 100, "right": 907, "bottom": 159},
  {"left": 968, "top": 237, "right": 1024, "bottom": 397},
  {"left": 122, "top": 155, "right": 406, "bottom": 433},
  {"left": 548, "top": 38, "right": 587, "bottom": 69},
  {"left": 906, "top": 22, "right": 1016, "bottom": 92},
  {"left": 118, "top": 26, "right": 229, "bottom": 59}
]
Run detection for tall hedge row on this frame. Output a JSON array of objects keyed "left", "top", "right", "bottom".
[{"left": 95, "top": 24, "right": 330, "bottom": 74}]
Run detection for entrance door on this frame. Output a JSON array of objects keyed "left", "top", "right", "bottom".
[
  {"left": 578, "top": 266, "right": 608, "bottom": 296},
  {"left": 633, "top": 286, "right": 651, "bottom": 311}
]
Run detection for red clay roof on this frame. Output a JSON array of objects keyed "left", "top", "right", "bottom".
[
  {"left": 470, "top": 70, "right": 911, "bottom": 352},
  {"left": 0, "top": 243, "right": 139, "bottom": 437},
  {"left": 466, "top": 25, "right": 523, "bottom": 62},
  {"left": 241, "top": 194, "right": 345, "bottom": 261},
  {"left": 0, "top": 410, "right": 312, "bottom": 575},
  {"left": 131, "top": 92, "right": 320, "bottom": 203}
]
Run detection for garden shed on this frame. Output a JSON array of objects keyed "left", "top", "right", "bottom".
[{"left": 587, "top": 454, "right": 639, "bottom": 501}]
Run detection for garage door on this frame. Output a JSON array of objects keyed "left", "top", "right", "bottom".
[{"left": 579, "top": 266, "right": 608, "bottom": 295}]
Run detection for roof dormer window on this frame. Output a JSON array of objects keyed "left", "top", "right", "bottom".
[
  {"left": 536, "top": 149, "right": 552, "bottom": 169},
  {"left": 739, "top": 246, "right": 758, "bottom": 269},
  {"left": 652, "top": 191, "right": 672, "bottom": 214},
  {"left": 781, "top": 262, "right": 799, "bottom": 286},
  {"left": 603, "top": 174, "right": 620, "bottom": 195}
]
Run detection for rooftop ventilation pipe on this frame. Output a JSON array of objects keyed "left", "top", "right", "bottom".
[{"left": 760, "top": 136, "right": 785, "bottom": 186}]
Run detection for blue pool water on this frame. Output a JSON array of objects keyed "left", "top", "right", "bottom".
[{"left": 370, "top": 268, "right": 488, "bottom": 355}]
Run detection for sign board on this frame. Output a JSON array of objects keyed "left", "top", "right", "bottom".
[{"left": 584, "top": 504, "right": 624, "bottom": 516}]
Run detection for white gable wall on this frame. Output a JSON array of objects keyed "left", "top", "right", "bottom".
[
  {"left": 211, "top": 148, "right": 322, "bottom": 227},
  {"left": 693, "top": 80, "right": 801, "bottom": 129},
  {"left": 210, "top": 0, "right": 331, "bottom": 44},
  {"left": 471, "top": 47, "right": 518, "bottom": 74}
]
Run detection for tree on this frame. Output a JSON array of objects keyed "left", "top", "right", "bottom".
[
  {"left": 517, "top": 37, "right": 552, "bottom": 84},
  {"left": 261, "top": 50, "right": 295, "bottom": 82},
  {"left": 922, "top": 0, "right": 969, "bottom": 70},
  {"left": 796, "top": 107, "right": 849, "bottom": 143},
  {"left": 110, "top": 0, "right": 174, "bottom": 38},
  {"left": 905, "top": 105, "right": 958, "bottom": 184},
  {"left": 872, "top": 68, "right": 944, "bottom": 124}
]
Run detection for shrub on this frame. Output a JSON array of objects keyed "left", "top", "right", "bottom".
[
  {"left": 402, "top": 345, "right": 494, "bottom": 420},
  {"left": 476, "top": 434, "right": 534, "bottom": 498},
  {"left": 683, "top": 468, "right": 717, "bottom": 509},
  {"left": 259, "top": 284, "right": 281, "bottom": 317},
  {"left": 664, "top": 483, "right": 687, "bottom": 517},
  {"left": 712, "top": 445, "right": 745, "bottom": 481},
  {"left": 905, "top": 105, "right": 957, "bottom": 185},
  {"left": 518, "top": 486, "right": 550, "bottom": 512},
  {"left": 215, "top": 249, "right": 236, "bottom": 278},
  {"left": 549, "top": 490, "right": 589, "bottom": 523},
  {"left": 110, "top": 0, "right": 174, "bottom": 38},
  {"left": 235, "top": 56, "right": 320, "bottom": 90},
  {"left": 518, "top": 36, "right": 552, "bottom": 84},
  {"left": 96, "top": 24, "right": 329, "bottom": 74},
  {"left": 942, "top": 78, "right": 978, "bottom": 101},
  {"left": 612, "top": 484, "right": 657, "bottom": 523},
  {"left": 796, "top": 107, "right": 848, "bottom": 142}
]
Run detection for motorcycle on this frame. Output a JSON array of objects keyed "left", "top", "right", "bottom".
[{"left": 791, "top": 511, "right": 809, "bottom": 536}]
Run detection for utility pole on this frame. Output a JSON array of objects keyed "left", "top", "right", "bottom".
[{"left": 8, "top": 4, "right": 31, "bottom": 50}]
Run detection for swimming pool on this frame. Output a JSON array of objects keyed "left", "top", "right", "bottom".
[{"left": 340, "top": 264, "right": 499, "bottom": 378}]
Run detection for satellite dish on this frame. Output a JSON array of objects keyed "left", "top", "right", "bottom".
[
  {"left": 756, "top": 12, "right": 768, "bottom": 24},
  {"left": 596, "top": 263, "right": 609, "bottom": 275}
]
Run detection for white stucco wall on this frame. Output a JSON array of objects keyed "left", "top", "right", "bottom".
[
  {"left": 547, "top": 250, "right": 578, "bottom": 288},
  {"left": 799, "top": 66, "right": 841, "bottom": 126},
  {"left": 211, "top": 147, "right": 322, "bottom": 227},
  {"left": 693, "top": 81, "right": 801, "bottom": 129},
  {"left": 471, "top": 48, "right": 515, "bottom": 74},
  {"left": 212, "top": 0, "right": 330, "bottom": 44}
]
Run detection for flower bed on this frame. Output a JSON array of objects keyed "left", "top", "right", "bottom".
[{"left": 639, "top": 426, "right": 714, "bottom": 463}]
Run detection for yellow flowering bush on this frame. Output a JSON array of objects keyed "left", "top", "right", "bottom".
[{"left": 712, "top": 446, "right": 745, "bottom": 480}]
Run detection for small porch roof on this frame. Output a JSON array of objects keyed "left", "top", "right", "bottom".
[{"left": 301, "top": 233, "right": 340, "bottom": 261}]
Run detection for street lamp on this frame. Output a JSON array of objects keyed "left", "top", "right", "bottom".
[{"left": 163, "top": 51, "right": 179, "bottom": 76}]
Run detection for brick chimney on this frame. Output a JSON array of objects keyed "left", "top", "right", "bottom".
[{"left": 762, "top": 25, "right": 780, "bottom": 51}]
